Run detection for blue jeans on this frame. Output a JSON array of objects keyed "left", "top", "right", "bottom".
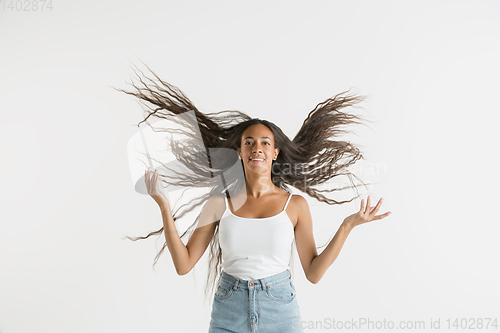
[{"left": 208, "top": 269, "right": 304, "bottom": 332}]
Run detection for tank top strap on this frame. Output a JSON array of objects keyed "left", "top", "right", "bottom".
[
  {"left": 224, "top": 193, "right": 229, "bottom": 212},
  {"left": 283, "top": 193, "right": 293, "bottom": 211}
]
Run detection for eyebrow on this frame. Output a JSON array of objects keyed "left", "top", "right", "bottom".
[{"left": 243, "top": 136, "right": 272, "bottom": 140}]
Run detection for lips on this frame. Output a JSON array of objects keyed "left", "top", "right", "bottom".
[{"left": 249, "top": 158, "right": 266, "bottom": 163}]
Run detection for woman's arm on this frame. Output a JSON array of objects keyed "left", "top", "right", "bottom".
[
  {"left": 307, "top": 222, "right": 352, "bottom": 284},
  {"left": 159, "top": 203, "right": 190, "bottom": 275},
  {"left": 159, "top": 193, "right": 220, "bottom": 276},
  {"left": 145, "top": 167, "right": 218, "bottom": 276},
  {"left": 295, "top": 195, "right": 391, "bottom": 284}
]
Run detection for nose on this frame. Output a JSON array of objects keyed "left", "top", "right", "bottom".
[{"left": 252, "top": 143, "right": 263, "bottom": 153}]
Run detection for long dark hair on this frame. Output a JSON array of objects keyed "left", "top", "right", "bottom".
[{"left": 114, "top": 63, "right": 373, "bottom": 305}]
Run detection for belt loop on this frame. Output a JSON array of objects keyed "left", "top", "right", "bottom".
[
  {"left": 259, "top": 277, "right": 267, "bottom": 291},
  {"left": 232, "top": 278, "right": 239, "bottom": 290}
]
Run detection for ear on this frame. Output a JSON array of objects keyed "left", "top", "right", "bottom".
[{"left": 274, "top": 147, "right": 279, "bottom": 159}]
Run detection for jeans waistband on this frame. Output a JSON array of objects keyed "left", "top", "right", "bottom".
[{"left": 220, "top": 269, "right": 291, "bottom": 291}]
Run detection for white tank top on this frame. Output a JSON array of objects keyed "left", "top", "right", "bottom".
[{"left": 219, "top": 192, "right": 295, "bottom": 280}]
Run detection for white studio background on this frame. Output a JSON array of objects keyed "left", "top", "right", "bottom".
[{"left": 1, "top": 1, "right": 499, "bottom": 332}]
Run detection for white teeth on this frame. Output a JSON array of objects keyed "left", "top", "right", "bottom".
[{"left": 250, "top": 158, "right": 265, "bottom": 161}]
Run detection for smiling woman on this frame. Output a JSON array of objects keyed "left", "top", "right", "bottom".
[{"left": 115, "top": 63, "right": 391, "bottom": 333}]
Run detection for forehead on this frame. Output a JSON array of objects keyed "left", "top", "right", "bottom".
[{"left": 241, "top": 124, "right": 274, "bottom": 139}]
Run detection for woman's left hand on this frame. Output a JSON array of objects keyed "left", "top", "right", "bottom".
[{"left": 342, "top": 196, "right": 391, "bottom": 230}]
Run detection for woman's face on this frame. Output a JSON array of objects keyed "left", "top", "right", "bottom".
[{"left": 237, "top": 124, "right": 279, "bottom": 173}]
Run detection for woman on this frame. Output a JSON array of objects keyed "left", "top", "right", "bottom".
[{"left": 120, "top": 64, "right": 391, "bottom": 332}]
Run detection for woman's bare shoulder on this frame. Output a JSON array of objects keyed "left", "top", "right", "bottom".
[
  {"left": 205, "top": 194, "right": 226, "bottom": 221},
  {"left": 289, "top": 193, "right": 308, "bottom": 208}
]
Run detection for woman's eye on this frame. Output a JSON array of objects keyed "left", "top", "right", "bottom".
[{"left": 244, "top": 141, "right": 270, "bottom": 145}]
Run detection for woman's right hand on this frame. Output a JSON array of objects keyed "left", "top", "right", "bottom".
[{"left": 145, "top": 167, "right": 170, "bottom": 209}]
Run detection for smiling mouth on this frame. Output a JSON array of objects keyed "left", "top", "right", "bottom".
[{"left": 249, "top": 158, "right": 266, "bottom": 162}]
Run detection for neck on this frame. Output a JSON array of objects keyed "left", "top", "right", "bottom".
[{"left": 243, "top": 172, "right": 279, "bottom": 198}]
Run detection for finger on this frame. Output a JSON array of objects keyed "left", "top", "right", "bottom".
[
  {"left": 374, "top": 211, "right": 391, "bottom": 220},
  {"left": 359, "top": 198, "right": 365, "bottom": 212},
  {"left": 371, "top": 198, "right": 383, "bottom": 215},
  {"left": 364, "top": 196, "right": 371, "bottom": 214}
]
